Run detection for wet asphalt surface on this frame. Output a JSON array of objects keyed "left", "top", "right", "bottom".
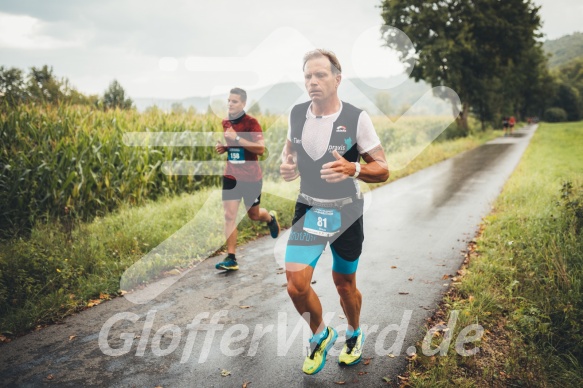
[{"left": 0, "top": 126, "right": 536, "bottom": 387}]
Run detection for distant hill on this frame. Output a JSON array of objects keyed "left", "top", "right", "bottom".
[
  {"left": 543, "top": 32, "right": 583, "bottom": 68},
  {"left": 134, "top": 76, "right": 451, "bottom": 116}
]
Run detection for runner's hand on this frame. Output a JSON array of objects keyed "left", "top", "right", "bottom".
[
  {"left": 224, "top": 128, "right": 237, "bottom": 141},
  {"left": 280, "top": 154, "right": 299, "bottom": 181},
  {"left": 215, "top": 140, "right": 226, "bottom": 154},
  {"left": 321, "top": 150, "right": 355, "bottom": 183}
]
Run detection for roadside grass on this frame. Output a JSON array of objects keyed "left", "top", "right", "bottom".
[
  {"left": 0, "top": 127, "right": 499, "bottom": 336},
  {"left": 405, "top": 122, "right": 583, "bottom": 387}
]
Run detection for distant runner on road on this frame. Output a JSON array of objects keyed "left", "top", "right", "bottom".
[
  {"left": 214, "top": 87, "right": 280, "bottom": 271},
  {"left": 279, "top": 49, "right": 389, "bottom": 375},
  {"left": 509, "top": 116, "right": 516, "bottom": 136}
]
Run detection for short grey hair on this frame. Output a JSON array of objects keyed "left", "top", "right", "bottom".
[{"left": 302, "top": 49, "right": 342, "bottom": 75}]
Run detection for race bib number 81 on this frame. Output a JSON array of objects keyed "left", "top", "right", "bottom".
[{"left": 303, "top": 207, "right": 341, "bottom": 237}]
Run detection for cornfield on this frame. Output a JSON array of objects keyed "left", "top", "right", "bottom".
[{"left": 0, "top": 104, "right": 285, "bottom": 235}]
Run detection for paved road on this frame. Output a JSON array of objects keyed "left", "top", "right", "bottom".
[{"left": 0, "top": 126, "right": 536, "bottom": 387}]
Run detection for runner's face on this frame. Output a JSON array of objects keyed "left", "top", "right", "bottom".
[
  {"left": 227, "top": 94, "right": 245, "bottom": 116},
  {"left": 304, "top": 57, "right": 340, "bottom": 103}
]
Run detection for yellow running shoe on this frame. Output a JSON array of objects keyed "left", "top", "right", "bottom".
[
  {"left": 302, "top": 327, "right": 338, "bottom": 375},
  {"left": 338, "top": 331, "right": 365, "bottom": 365}
]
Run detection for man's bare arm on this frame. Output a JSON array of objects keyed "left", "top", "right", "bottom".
[
  {"left": 223, "top": 129, "right": 265, "bottom": 155},
  {"left": 320, "top": 145, "right": 389, "bottom": 183},
  {"left": 358, "top": 145, "right": 389, "bottom": 183},
  {"left": 280, "top": 139, "right": 299, "bottom": 181}
]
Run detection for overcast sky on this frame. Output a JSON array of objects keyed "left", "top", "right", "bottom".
[{"left": 0, "top": 0, "right": 581, "bottom": 99}]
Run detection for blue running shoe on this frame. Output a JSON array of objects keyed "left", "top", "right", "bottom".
[
  {"left": 267, "top": 211, "right": 280, "bottom": 238},
  {"left": 215, "top": 258, "right": 238, "bottom": 271}
]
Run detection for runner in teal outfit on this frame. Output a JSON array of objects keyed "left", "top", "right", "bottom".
[{"left": 279, "top": 50, "right": 389, "bottom": 374}]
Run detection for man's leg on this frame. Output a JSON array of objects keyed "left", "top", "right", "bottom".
[
  {"left": 333, "top": 266, "right": 365, "bottom": 366},
  {"left": 332, "top": 271, "right": 361, "bottom": 332},
  {"left": 286, "top": 264, "right": 324, "bottom": 333},
  {"left": 286, "top": 261, "right": 337, "bottom": 375},
  {"left": 242, "top": 181, "right": 280, "bottom": 238},
  {"left": 285, "top": 202, "right": 335, "bottom": 374},
  {"left": 329, "top": 208, "right": 365, "bottom": 366},
  {"left": 223, "top": 200, "right": 240, "bottom": 255},
  {"left": 246, "top": 205, "right": 271, "bottom": 223}
]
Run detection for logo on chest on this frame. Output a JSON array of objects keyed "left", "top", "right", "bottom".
[{"left": 327, "top": 137, "right": 353, "bottom": 153}]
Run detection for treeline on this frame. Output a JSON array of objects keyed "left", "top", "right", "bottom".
[
  {"left": 380, "top": 0, "right": 580, "bottom": 131},
  {"left": 546, "top": 57, "right": 583, "bottom": 122},
  {"left": 0, "top": 65, "right": 133, "bottom": 111}
]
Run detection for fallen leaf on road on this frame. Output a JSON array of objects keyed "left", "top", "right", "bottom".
[
  {"left": 99, "top": 292, "right": 110, "bottom": 300},
  {"left": 358, "top": 371, "right": 368, "bottom": 375},
  {"left": 334, "top": 382, "right": 345, "bottom": 385},
  {"left": 276, "top": 271, "right": 285, "bottom": 274},
  {"left": 388, "top": 353, "right": 395, "bottom": 358},
  {"left": 399, "top": 292, "right": 409, "bottom": 295},
  {"left": 46, "top": 374, "right": 54, "bottom": 380},
  {"left": 242, "top": 381, "right": 250, "bottom": 388},
  {"left": 282, "top": 283, "right": 287, "bottom": 287},
  {"left": 397, "top": 375, "right": 409, "bottom": 381},
  {"left": 204, "top": 296, "right": 213, "bottom": 299},
  {"left": 408, "top": 277, "right": 414, "bottom": 281},
  {"left": 87, "top": 299, "right": 102, "bottom": 307},
  {"left": 69, "top": 335, "right": 76, "bottom": 341},
  {"left": 363, "top": 358, "right": 372, "bottom": 365},
  {"left": 239, "top": 306, "right": 251, "bottom": 309},
  {"left": 442, "top": 274, "right": 450, "bottom": 280},
  {"left": 391, "top": 266, "right": 397, "bottom": 269},
  {"left": 311, "top": 280, "right": 317, "bottom": 284},
  {"left": 382, "top": 376, "right": 391, "bottom": 383},
  {"left": 338, "top": 314, "right": 345, "bottom": 319},
  {"left": 220, "top": 369, "right": 231, "bottom": 377}
]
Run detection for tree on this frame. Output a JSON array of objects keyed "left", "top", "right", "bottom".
[
  {"left": 552, "top": 57, "right": 583, "bottom": 120},
  {"left": 553, "top": 83, "right": 582, "bottom": 121},
  {"left": 0, "top": 66, "right": 26, "bottom": 107},
  {"left": 208, "top": 99, "right": 226, "bottom": 117},
  {"left": 103, "top": 79, "right": 133, "bottom": 110},
  {"left": 27, "top": 65, "right": 63, "bottom": 104},
  {"left": 171, "top": 102, "right": 186, "bottom": 114},
  {"left": 247, "top": 100, "right": 261, "bottom": 116},
  {"left": 380, "top": 0, "right": 544, "bottom": 134},
  {"left": 375, "top": 92, "right": 392, "bottom": 116}
]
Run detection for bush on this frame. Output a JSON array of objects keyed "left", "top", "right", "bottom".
[{"left": 544, "top": 107, "right": 568, "bottom": 122}]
